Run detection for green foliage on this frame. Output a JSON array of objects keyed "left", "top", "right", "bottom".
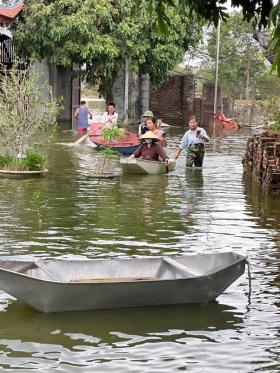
[
  {"left": 102, "top": 126, "right": 125, "bottom": 143},
  {"left": 265, "top": 96, "right": 280, "bottom": 132},
  {"left": 0, "top": 151, "right": 46, "bottom": 171},
  {"left": 195, "top": 12, "right": 272, "bottom": 100},
  {"left": 0, "top": 154, "right": 15, "bottom": 169},
  {"left": 12, "top": 0, "right": 203, "bottom": 98},
  {"left": 100, "top": 147, "right": 119, "bottom": 160},
  {"left": 269, "top": 4, "right": 280, "bottom": 77},
  {"left": 146, "top": 0, "right": 272, "bottom": 30},
  {"left": 21, "top": 152, "right": 47, "bottom": 170}
]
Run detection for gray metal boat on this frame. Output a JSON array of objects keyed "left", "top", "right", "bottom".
[
  {"left": 120, "top": 157, "right": 176, "bottom": 174},
  {"left": 0, "top": 252, "right": 246, "bottom": 313}
]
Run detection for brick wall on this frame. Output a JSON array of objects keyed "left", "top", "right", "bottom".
[
  {"left": 243, "top": 131, "right": 280, "bottom": 195},
  {"left": 150, "top": 74, "right": 195, "bottom": 126}
]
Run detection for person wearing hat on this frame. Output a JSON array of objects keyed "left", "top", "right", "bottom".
[
  {"left": 138, "top": 110, "right": 154, "bottom": 136},
  {"left": 129, "top": 131, "right": 169, "bottom": 165}
]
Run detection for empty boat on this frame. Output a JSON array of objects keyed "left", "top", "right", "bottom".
[
  {"left": 120, "top": 157, "right": 176, "bottom": 174},
  {"left": 0, "top": 252, "right": 246, "bottom": 313}
]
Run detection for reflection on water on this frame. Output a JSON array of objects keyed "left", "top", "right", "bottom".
[
  {"left": 0, "top": 301, "right": 242, "bottom": 344},
  {"left": 0, "top": 300, "right": 246, "bottom": 371},
  {"left": 0, "top": 125, "right": 280, "bottom": 371}
]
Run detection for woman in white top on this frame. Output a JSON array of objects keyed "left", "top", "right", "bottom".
[{"left": 101, "top": 102, "right": 118, "bottom": 128}]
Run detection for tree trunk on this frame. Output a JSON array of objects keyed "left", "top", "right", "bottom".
[{"left": 245, "top": 59, "right": 251, "bottom": 100}]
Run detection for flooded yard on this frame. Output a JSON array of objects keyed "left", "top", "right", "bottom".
[{"left": 0, "top": 124, "right": 279, "bottom": 372}]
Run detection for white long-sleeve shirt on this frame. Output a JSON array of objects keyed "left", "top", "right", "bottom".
[
  {"left": 101, "top": 112, "right": 118, "bottom": 128},
  {"left": 179, "top": 127, "right": 209, "bottom": 149}
]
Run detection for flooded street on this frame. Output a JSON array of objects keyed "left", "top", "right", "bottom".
[{"left": 0, "top": 125, "right": 279, "bottom": 372}]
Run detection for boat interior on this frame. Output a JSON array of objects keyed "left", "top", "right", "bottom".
[{"left": 0, "top": 253, "right": 244, "bottom": 283}]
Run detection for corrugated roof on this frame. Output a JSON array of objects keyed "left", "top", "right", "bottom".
[{"left": 0, "top": 1, "right": 23, "bottom": 20}]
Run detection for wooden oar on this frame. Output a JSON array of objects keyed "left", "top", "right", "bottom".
[
  {"left": 73, "top": 134, "right": 88, "bottom": 145},
  {"left": 165, "top": 160, "right": 169, "bottom": 173}
]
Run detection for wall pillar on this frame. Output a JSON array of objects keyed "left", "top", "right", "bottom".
[
  {"left": 182, "top": 74, "right": 195, "bottom": 125},
  {"left": 201, "top": 83, "right": 220, "bottom": 126}
]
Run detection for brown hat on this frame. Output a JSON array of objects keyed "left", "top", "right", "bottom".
[{"left": 140, "top": 131, "right": 160, "bottom": 141}]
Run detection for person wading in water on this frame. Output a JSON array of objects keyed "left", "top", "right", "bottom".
[
  {"left": 74, "top": 101, "right": 93, "bottom": 132},
  {"left": 173, "top": 115, "right": 209, "bottom": 167}
]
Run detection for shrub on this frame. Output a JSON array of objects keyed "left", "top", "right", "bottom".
[
  {"left": 0, "top": 151, "right": 46, "bottom": 171},
  {"left": 21, "top": 152, "right": 47, "bottom": 170},
  {"left": 265, "top": 96, "right": 280, "bottom": 132},
  {"left": 0, "top": 60, "right": 61, "bottom": 157},
  {"left": 0, "top": 154, "right": 15, "bottom": 169}
]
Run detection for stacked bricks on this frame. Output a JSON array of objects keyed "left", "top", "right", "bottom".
[{"left": 243, "top": 131, "right": 280, "bottom": 195}]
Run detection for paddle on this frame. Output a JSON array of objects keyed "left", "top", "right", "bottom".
[
  {"left": 165, "top": 159, "right": 170, "bottom": 173},
  {"left": 73, "top": 134, "right": 88, "bottom": 145}
]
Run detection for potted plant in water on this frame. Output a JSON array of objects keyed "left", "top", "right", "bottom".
[
  {"left": 0, "top": 61, "right": 61, "bottom": 177},
  {"left": 92, "top": 126, "right": 125, "bottom": 178}
]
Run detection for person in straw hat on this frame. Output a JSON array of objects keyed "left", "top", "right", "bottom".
[
  {"left": 138, "top": 110, "right": 154, "bottom": 136},
  {"left": 129, "top": 131, "right": 169, "bottom": 165}
]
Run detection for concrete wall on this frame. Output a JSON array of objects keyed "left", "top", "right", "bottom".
[
  {"left": 112, "top": 69, "right": 150, "bottom": 123},
  {"left": 35, "top": 60, "right": 80, "bottom": 130}
]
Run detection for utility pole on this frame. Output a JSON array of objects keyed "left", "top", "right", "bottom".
[
  {"left": 214, "top": 19, "right": 221, "bottom": 116},
  {"left": 124, "top": 57, "right": 129, "bottom": 127}
]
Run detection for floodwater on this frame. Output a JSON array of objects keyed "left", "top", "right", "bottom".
[{"left": 0, "top": 124, "right": 279, "bottom": 372}]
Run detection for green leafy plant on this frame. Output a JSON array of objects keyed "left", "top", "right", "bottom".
[
  {"left": 21, "top": 152, "right": 47, "bottom": 170},
  {"left": 265, "top": 95, "right": 280, "bottom": 131},
  {"left": 100, "top": 147, "right": 119, "bottom": 174},
  {"left": 102, "top": 126, "right": 125, "bottom": 144},
  {"left": 96, "top": 126, "right": 124, "bottom": 174},
  {"left": 0, "top": 151, "right": 46, "bottom": 171},
  {"left": 0, "top": 154, "right": 15, "bottom": 169}
]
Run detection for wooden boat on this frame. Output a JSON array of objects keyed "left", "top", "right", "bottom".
[
  {"left": 120, "top": 157, "right": 176, "bottom": 174},
  {"left": 0, "top": 252, "right": 246, "bottom": 313},
  {"left": 159, "top": 122, "right": 170, "bottom": 128},
  {"left": 214, "top": 112, "right": 239, "bottom": 129},
  {"left": 88, "top": 123, "right": 139, "bottom": 155}
]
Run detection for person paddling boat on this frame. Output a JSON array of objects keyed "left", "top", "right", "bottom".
[{"left": 129, "top": 131, "right": 169, "bottom": 165}]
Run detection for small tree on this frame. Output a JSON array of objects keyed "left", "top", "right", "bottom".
[
  {"left": 97, "top": 126, "right": 125, "bottom": 175},
  {"left": 0, "top": 62, "right": 61, "bottom": 159}
]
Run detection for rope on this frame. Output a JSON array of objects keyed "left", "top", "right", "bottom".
[{"left": 246, "top": 259, "right": 252, "bottom": 305}]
